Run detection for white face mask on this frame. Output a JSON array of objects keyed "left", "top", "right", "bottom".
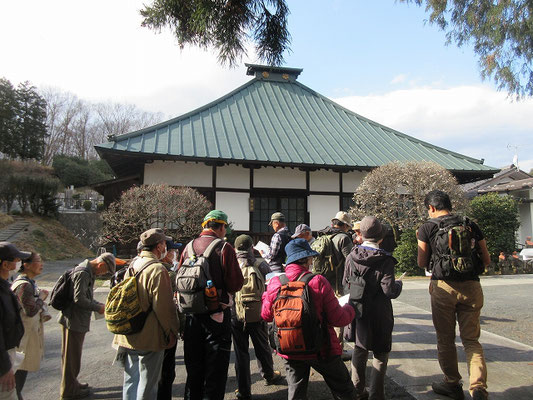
[
  {"left": 159, "top": 247, "right": 168, "bottom": 261},
  {"left": 8, "top": 262, "right": 21, "bottom": 278}
]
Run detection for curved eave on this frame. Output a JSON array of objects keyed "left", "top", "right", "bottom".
[{"left": 95, "top": 146, "right": 498, "bottom": 184}]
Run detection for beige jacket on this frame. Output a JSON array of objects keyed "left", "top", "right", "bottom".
[
  {"left": 113, "top": 251, "right": 180, "bottom": 352},
  {"left": 11, "top": 279, "right": 44, "bottom": 372}
]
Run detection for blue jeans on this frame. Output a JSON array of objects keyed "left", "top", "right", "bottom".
[{"left": 123, "top": 348, "right": 164, "bottom": 400}]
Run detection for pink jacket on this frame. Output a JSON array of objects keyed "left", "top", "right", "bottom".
[{"left": 261, "top": 263, "right": 355, "bottom": 359}]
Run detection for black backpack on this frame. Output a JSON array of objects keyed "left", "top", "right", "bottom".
[
  {"left": 346, "top": 267, "right": 369, "bottom": 319},
  {"left": 49, "top": 269, "right": 75, "bottom": 311},
  {"left": 430, "top": 215, "right": 482, "bottom": 275}
]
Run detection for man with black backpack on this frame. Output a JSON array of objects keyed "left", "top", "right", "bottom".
[
  {"left": 231, "top": 234, "right": 282, "bottom": 400},
  {"left": 177, "top": 210, "right": 243, "bottom": 400},
  {"left": 57, "top": 252, "right": 115, "bottom": 400},
  {"left": 417, "top": 190, "right": 491, "bottom": 400}
]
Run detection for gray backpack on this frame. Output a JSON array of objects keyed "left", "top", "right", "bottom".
[{"left": 176, "top": 238, "right": 223, "bottom": 314}]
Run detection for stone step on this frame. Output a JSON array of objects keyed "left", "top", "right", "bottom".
[{"left": 0, "top": 219, "right": 30, "bottom": 241}]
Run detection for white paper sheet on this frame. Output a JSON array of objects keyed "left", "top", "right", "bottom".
[{"left": 338, "top": 294, "right": 350, "bottom": 306}]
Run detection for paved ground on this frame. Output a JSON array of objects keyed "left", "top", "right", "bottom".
[
  {"left": 388, "top": 276, "right": 533, "bottom": 399},
  {"left": 18, "top": 260, "right": 533, "bottom": 399}
]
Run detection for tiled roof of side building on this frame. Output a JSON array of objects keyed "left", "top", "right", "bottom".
[{"left": 96, "top": 65, "right": 498, "bottom": 175}]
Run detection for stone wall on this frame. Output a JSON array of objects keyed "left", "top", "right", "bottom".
[{"left": 58, "top": 211, "right": 102, "bottom": 251}]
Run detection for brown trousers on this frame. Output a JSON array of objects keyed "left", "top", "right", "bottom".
[
  {"left": 430, "top": 280, "right": 487, "bottom": 394},
  {"left": 60, "top": 326, "right": 86, "bottom": 398}
]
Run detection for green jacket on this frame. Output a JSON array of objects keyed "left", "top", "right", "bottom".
[{"left": 58, "top": 260, "right": 102, "bottom": 333}]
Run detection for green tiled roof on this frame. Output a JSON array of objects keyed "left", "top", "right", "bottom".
[{"left": 96, "top": 65, "right": 497, "bottom": 175}]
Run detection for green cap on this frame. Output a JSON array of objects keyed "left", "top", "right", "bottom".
[
  {"left": 202, "top": 210, "right": 229, "bottom": 228},
  {"left": 269, "top": 212, "right": 285, "bottom": 226},
  {"left": 234, "top": 234, "right": 253, "bottom": 251}
]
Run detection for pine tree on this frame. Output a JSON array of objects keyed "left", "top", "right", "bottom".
[{"left": 0, "top": 78, "right": 18, "bottom": 158}]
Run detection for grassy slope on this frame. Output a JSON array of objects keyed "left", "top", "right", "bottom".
[
  {"left": 10, "top": 215, "right": 93, "bottom": 261},
  {"left": 0, "top": 213, "right": 15, "bottom": 229}
]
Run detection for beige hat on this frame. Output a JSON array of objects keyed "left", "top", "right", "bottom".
[
  {"left": 140, "top": 228, "right": 172, "bottom": 246},
  {"left": 331, "top": 211, "right": 352, "bottom": 226},
  {"left": 98, "top": 252, "right": 116, "bottom": 274}
]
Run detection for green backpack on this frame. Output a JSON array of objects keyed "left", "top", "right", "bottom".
[
  {"left": 234, "top": 259, "right": 265, "bottom": 323},
  {"left": 310, "top": 234, "right": 338, "bottom": 275},
  {"left": 105, "top": 259, "right": 158, "bottom": 335}
]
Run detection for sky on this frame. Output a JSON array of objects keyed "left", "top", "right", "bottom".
[{"left": 1, "top": 0, "right": 532, "bottom": 172}]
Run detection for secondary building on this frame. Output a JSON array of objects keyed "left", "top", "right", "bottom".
[{"left": 95, "top": 64, "right": 497, "bottom": 238}]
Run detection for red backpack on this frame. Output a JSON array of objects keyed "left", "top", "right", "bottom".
[{"left": 269, "top": 272, "right": 328, "bottom": 356}]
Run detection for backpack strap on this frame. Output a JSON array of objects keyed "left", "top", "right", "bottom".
[
  {"left": 133, "top": 259, "right": 160, "bottom": 278},
  {"left": 298, "top": 272, "right": 315, "bottom": 285},
  {"left": 185, "top": 240, "right": 196, "bottom": 258},
  {"left": 186, "top": 237, "right": 223, "bottom": 259},
  {"left": 203, "top": 238, "right": 224, "bottom": 258},
  {"left": 11, "top": 276, "right": 36, "bottom": 294},
  {"left": 278, "top": 274, "right": 289, "bottom": 285}
]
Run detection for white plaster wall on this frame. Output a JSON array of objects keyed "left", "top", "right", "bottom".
[
  {"left": 217, "top": 165, "right": 249, "bottom": 189},
  {"left": 215, "top": 192, "right": 249, "bottom": 231},
  {"left": 254, "top": 166, "right": 306, "bottom": 189},
  {"left": 343, "top": 171, "right": 367, "bottom": 194},
  {"left": 310, "top": 170, "right": 339, "bottom": 192},
  {"left": 308, "top": 195, "right": 339, "bottom": 230},
  {"left": 144, "top": 160, "right": 212, "bottom": 187},
  {"left": 517, "top": 189, "right": 533, "bottom": 245}
]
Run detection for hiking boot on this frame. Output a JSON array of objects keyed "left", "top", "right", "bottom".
[
  {"left": 235, "top": 389, "right": 251, "bottom": 400},
  {"left": 431, "top": 381, "right": 465, "bottom": 400},
  {"left": 472, "top": 389, "right": 489, "bottom": 400},
  {"left": 265, "top": 370, "right": 283, "bottom": 385}
]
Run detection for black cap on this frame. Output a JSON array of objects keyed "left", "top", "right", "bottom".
[
  {"left": 0, "top": 242, "right": 32, "bottom": 261},
  {"left": 166, "top": 240, "right": 183, "bottom": 250}
]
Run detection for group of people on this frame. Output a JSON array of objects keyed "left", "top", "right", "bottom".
[{"left": 0, "top": 189, "right": 490, "bottom": 400}]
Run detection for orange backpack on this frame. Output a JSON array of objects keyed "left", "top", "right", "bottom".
[{"left": 269, "top": 272, "right": 328, "bottom": 356}]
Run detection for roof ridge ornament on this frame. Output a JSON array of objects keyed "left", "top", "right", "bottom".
[{"left": 245, "top": 63, "right": 302, "bottom": 82}]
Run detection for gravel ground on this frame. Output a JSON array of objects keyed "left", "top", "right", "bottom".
[{"left": 24, "top": 258, "right": 415, "bottom": 400}]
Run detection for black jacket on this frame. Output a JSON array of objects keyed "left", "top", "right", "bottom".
[
  {"left": 0, "top": 278, "right": 24, "bottom": 375},
  {"left": 343, "top": 245, "right": 402, "bottom": 352}
]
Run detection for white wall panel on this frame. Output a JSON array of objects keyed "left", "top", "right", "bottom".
[
  {"left": 342, "top": 171, "right": 367, "bottom": 193},
  {"left": 216, "top": 192, "right": 249, "bottom": 231},
  {"left": 308, "top": 195, "right": 339, "bottom": 230},
  {"left": 310, "top": 170, "right": 339, "bottom": 192},
  {"left": 254, "top": 166, "right": 306, "bottom": 189},
  {"left": 517, "top": 189, "right": 533, "bottom": 245},
  {"left": 217, "top": 165, "right": 249, "bottom": 189},
  {"left": 144, "top": 160, "right": 212, "bottom": 187}
]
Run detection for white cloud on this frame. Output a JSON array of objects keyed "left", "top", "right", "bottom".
[
  {"left": 390, "top": 74, "right": 407, "bottom": 84},
  {"left": 334, "top": 85, "right": 533, "bottom": 170}
]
